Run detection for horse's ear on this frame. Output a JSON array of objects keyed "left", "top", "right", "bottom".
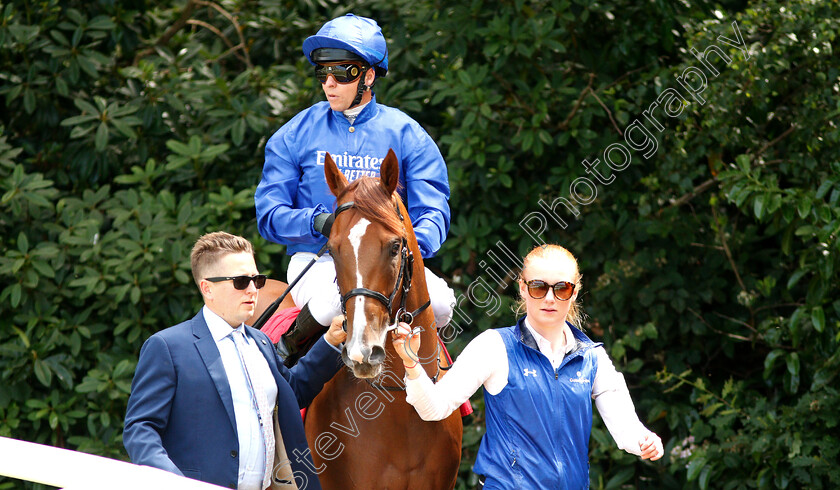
[
  {"left": 380, "top": 148, "right": 399, "bottom": 195},
  {"left": 324, "top": 152, "right": 348, "bottom": 197}
]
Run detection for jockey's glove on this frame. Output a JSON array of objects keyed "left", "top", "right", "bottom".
[{"left": 314, "top": 212, "right": 335, "bottom": 237}]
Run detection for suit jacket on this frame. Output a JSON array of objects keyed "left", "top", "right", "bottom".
[{"left": 123, "top": 311, "right": 341, "bottom": 489}]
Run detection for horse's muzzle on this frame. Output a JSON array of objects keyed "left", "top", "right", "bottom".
[{"left": 342, "top": 344, "right": 386, "bottom": 378}]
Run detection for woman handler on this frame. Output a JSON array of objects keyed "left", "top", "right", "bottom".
[{"left": 392, "top": 244, "right": 664, "bottom": 488}]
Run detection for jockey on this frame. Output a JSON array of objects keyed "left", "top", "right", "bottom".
[{"left": 255, "top": 14, "right": 455, "bottom": 364}]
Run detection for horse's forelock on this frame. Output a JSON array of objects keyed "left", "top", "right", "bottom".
[{"left": 338, "top": 178, "right": 404, "bottom": 237}]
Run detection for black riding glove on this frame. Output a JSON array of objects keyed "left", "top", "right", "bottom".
[{"left": 313, "top": 212, "right": 335, "bottom": 237}]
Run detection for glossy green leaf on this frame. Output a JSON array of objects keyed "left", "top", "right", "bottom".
[
  {"left": 810, "top": 306, "right": 825, "bottom": 332},
  {"left": 33, "top": 359, "right": 52, "bottom": 387},
  {"left": 687, "top": 458, "right": 706, "bottom": 481},
  {"left": 94, "top": 123, "right": 109, "bottom": 151},
  {"left": 17, "top": 231, "right": 29, "bottom": 253}
]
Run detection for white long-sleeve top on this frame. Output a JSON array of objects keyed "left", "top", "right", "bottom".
[{"left": 405, "top": 320, "right": 653, "bottom": 455}]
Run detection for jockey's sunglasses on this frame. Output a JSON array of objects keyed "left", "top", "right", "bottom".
[
  {"left": 314, "top": 62, "right": 365, "bottom": 84},
  {"left": 205, "top": 274, "right": 267, "bottom": 290},
  {"left": 525, "top": 280, "right": 575, "bottom": 301}
]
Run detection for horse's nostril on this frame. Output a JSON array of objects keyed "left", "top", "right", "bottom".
[
  {"left": 348, "top": 344, "right": 372, "bottom": 364},
  {"left": 369, "top": 345, "right": 386, "bottom": 364}
]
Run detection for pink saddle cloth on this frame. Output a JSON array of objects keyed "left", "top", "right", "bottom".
[
  {"left": 259, "top": 307, "right": 473, "bottom": 418},
  {"left": 259, "top": 307, "right": 305, "bottom": 419},
  {"left": 260, "top": 307, "right": 301, "bottom": 343}
]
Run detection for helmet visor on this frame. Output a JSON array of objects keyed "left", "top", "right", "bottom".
[{"left": 310, "top": 47, "right": 365, "bottom": 64}]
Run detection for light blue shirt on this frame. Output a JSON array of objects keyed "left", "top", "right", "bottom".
[{"left": 203, "top": 306, "right": 278, "bottom": 490}]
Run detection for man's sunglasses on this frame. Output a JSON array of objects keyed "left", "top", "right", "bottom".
[
  {"left": 314, "top": 63, "right": 365, "bottom": 84},
  {"left": 205, "top": 274, "right": 267, "bottom": 290},
  {"left": 525, "top": 280, "right": 575, "bottom": 300}
]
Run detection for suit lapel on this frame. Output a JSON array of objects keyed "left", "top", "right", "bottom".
[{"left": 193, "top": 313, "right": 237, "bottom": 434}]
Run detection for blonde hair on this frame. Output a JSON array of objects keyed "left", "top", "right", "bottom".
[
  {"left": 515, "top": 244, "right": 584, "bottom": 328},
  {"left": 190, "top": 231, "right": 254, "bottom": 288}
]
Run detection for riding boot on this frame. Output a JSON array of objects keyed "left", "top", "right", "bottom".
[{"left": 277, "top": 303, "right": 328, "bottom": 368}]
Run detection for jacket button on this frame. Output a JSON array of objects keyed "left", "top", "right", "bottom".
[
  {"left": 229, "top": 484, "right": 236, "bottom": 489},
  {"left": 230, "top": 450, "right": 237, "bottom": 458},
  {"left": 348, "top": 126, "right": 355, "bottom": 133}
]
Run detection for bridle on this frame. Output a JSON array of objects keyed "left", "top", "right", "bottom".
[
  {"left": 331, "top": 199, "right": 444, "bottom": 391},
  {"left": 332, "top": 200, "right": 430, "bottom": 328}
]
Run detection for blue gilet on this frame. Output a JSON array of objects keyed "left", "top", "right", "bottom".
[{"left": 474, "top": 319, "right": 601, "bottom": 489}]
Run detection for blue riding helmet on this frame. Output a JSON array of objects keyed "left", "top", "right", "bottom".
[{"left": 303, "top": 14, "right": 389, "bottom": 78}]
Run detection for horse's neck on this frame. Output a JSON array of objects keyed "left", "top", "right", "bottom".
[
  {"left": 397, "top": 199, "right": 433, "bottom": 326},
  {"left": 391, "top": 199, "right": 441, "bottom": 377}
]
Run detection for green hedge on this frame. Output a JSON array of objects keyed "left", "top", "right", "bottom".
[{"left": 2, "top": 0, "right": 838, "bottom": 488}]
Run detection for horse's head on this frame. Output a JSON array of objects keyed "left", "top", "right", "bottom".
[{"left": 324, "top": 149, "right": 410, "bottom": 378}]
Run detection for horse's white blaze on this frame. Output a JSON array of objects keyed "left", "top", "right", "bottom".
[{"left": 347, "top": 218, "right": 371, "bottom": 363}]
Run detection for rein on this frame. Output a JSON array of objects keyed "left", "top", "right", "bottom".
[
  {"left": 251, "top": 241, "right": 330, "bottom": 331},
  {"left": 250, "top": 202, "right": 356, "bottom": 331}
]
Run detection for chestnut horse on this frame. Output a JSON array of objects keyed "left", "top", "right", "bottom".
[{"left": 297, "top": 150, "right": 462, "bottom": 489}]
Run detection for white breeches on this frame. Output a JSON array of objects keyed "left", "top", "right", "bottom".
[{"left": 287, "top": 252, "right": 455, "bottom": 329}]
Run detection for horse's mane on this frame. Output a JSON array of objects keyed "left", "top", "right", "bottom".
[{"left": 337, "top": 177, "right": 405, "bottom": 237}]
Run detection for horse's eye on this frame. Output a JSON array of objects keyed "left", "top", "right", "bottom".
[{"left": 390, "top": 241, "right": 400, "bottom": 257}]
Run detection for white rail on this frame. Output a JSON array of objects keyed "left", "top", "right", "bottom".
[{"left": 0, "top": 437, "right": 225, "bottom": 489}]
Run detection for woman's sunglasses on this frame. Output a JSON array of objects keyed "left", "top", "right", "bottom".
[
  {"left": 525, "top": 279, "right": 575, "bottom": 300},
  {"left": 314, "top": 63, "right": 365, "bottom": 84},
  {"left": 205, "top": 274, "right": 267, "bottom": 290}
]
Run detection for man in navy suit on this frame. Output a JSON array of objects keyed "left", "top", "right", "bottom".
[{"left": 124, "top": 232, "right": 345, "bottom": 490}]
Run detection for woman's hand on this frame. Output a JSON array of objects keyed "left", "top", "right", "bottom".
[
  {"left": 390, "top": 322, "right": 422, "bottom": 374},
  {"left": 638, "top": 432, "right": 664, "bottom": 461},
  {"left": 324, "top": 315, "right": 347, "bottom": 347}
]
